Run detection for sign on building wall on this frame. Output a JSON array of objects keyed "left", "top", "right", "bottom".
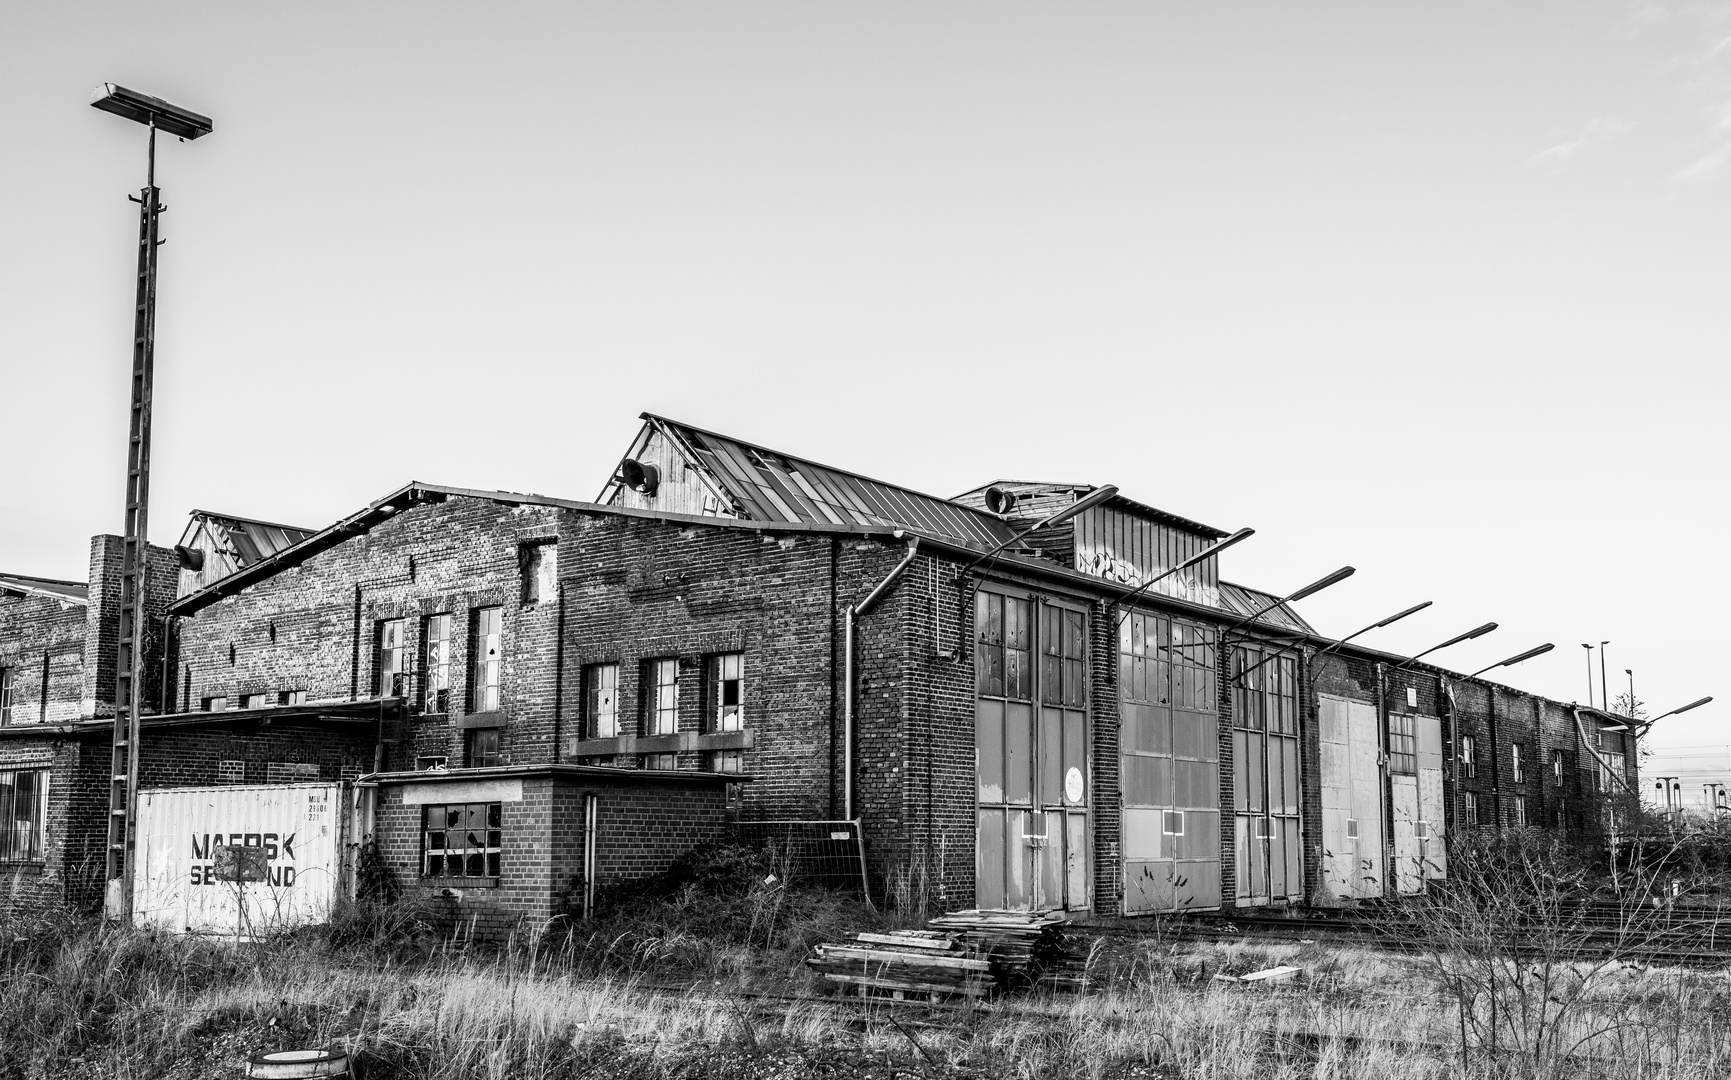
[{"left": 132, "top": 783, "right": 350, "bottom": 935}]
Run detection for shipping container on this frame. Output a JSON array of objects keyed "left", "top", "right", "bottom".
[{"left": 132, "top": 782, "right": 352, "bottom": 935}]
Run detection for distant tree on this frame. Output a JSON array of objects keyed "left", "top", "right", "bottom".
[{"left": 1612, "top": 690, "right": 1647, "bottom": 722}]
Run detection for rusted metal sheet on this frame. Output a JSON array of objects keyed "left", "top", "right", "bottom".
[{"left": 132, "top": 782, "right": 350, "bottom": 935}]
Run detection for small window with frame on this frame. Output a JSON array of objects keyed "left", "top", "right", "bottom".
[
  {"left": 711, "top": 653, "right": 742, "bottom": 732},
  {"left": 423, "top": 802, "right": 501, "bottom": 878},
  {"left": 423, "top": 613, "right": 452, "bottom": 713},
  {"left": 467, "top": 728, "right": 501, "bottom": 768},
  {"left": 376, "top": 618, "right": 405, "bottom": 697},
  {"left": 470, "top": 607, "right": 502, "bottom": 713},
  {"left": 646, "top": 658, "right": 678, "bottom": 736},
  {"left": 1460, "top": 735, "right": 1477, "bottom": 779},
  {"left": 585, "top": 662, "right": 619, "bottom": 738}
]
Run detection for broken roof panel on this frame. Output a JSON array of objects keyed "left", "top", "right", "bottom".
[
  {"left": 0, "top": 573, "right": 88, "bottom": 604},
  {"left": 639, "top": 414, "right": 1018, "bottom": 548},
  {"left": 181, "top": 511, "right": 317, "bottom": 568}
]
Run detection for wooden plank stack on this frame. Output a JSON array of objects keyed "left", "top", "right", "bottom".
[
  {"left": 806, "top": 928, "right": 993, "bottom": 1001},
  {"left": 807, "top": 910, "right": 1091, "bottom": 1001}
]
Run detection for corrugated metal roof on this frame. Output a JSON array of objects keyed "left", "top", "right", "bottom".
[
  {"left": 643, "top": 414, "right": 1018, "bottom": 548},
  {"left": 1218, "top": 581, "right": 1315, "bottom": 634},
  {"left": 0, "top": 573, "right": 88, "bottom": 604},
  {"left": 184, "top": 510, "right": 316, "bottom": 568}
]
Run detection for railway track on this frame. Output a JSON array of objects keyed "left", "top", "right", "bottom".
[{"left": 1078, "top": 904, "right": 1731, "bottom": 969}]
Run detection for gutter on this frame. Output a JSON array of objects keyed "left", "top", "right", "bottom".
[{"left": 844, "top": 536, "right": 920, "bottom": 819}]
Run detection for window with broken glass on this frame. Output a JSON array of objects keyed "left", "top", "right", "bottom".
[
  {"left": 585, "top": 662, "right": 619, "bottom": 738},
  {"left": 520, "top": 542, "right": 557, "bottom": 604},
  {"left": 423, "top": 802, "right": 501, "bottom": 878},
  {"left": 470, "top": 607, "right": 502, "bottom": 713},
  {"left": 422, "top": 613, "right": 452, "bottom": 712},
  {"left": 0, "top": 668, "right": 13, "bottom": 726},
  {"left": 1387, "top": 712, "right": 1417, "bottom": 775},
  {"left": 376, "top": 619, "right": 405, "bottom": 697},
  {"left": 707, "top": 653, "right": 743, "bottom": 773}
]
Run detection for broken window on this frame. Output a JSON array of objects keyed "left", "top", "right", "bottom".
[
  {"left": 470, "top": 607, "right": 502, "bottom": 713},
  {"left": 647, "top": 658, "right": 678, "bottom": 735},
  {"left": 0, "top": 668, "right": 12, "bottom": 725},
  {"left": 422, "top": 802, "right": 501, "bottom": 877},
  {"left": 1464, "top": 794, "right": 1481, "bottom": 827},
  {"left": 0, "top": 769, "right": 48, "bottom": 862},
  {"left": 239, "top": 693, "right": 266, "bottom": 710},
  {"left": 467, "top": 728, "right": 501, "bottom": 768},
  {"left": 1551, "top": 748, "right": 1564, "bottom": 787},
  {"left": 1512, "top": 795, "right": 1527, "bottom": 828},
  {"left": 520, "top": 542, "right": 557, "bottom": 604},
  {"left": 202, "top": 696, "right": 227, "bottom": 712},
  {"left": 376, "top": 619, "right": 405, "bottom": 697},
  {"left": 1460, "top": 735, "right": 1476, "bottom": 779},
  {"left": 1511, "top": 743, "right": 1525, "bottom": 784},
  {"left": 419, "top": 614, "right": 452, "bottom": 712},
  {"left": 975, "top": 593, "right": 1032, "bottom": 701},
  {"left": 711, "top": 653, "right": 743, "bottom": 732},
  {"left": 585, "top": 663, "right": 619, "bottom": 738},
  {"left": 1040, "top": 608, "right": 1086, "bottom": 709},
  {"left": 1387, "top": 713, "right": 1416, "bottom": 775},
  {"left": 277, "top": 689, "right": 306, "bottom": 706}
]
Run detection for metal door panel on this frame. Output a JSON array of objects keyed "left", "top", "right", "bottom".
[
  {"left": 1065, "top": 812, "right": 1088, "bottom": 910},
  {"left": 976, "top": 809, "right": 1005, "bottom": 909},
  {"left": 1391, "top": 775, "right": 1421, "bottom": 895}
]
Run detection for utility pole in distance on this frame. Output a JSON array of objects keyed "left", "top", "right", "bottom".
[{"left": 90, "top": 83, "right": 213, "bottom": 922}]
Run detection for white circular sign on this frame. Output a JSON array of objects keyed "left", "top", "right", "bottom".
[{"left": 1064, "top": 766, "right": 1085, "bottom": 804}]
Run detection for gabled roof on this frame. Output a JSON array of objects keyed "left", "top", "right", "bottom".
[
  {"left": 1218, "top": 581, "right": 1314, "bottom": 635},
  {"left": 609, "top": 414, "right": 1019, "bottom": 549},
  {"left": 180, "top": 510, "right": 316, "bottom": 567},
  {"left": 0, "top": 572, "right": 88, "bottom": 605}
]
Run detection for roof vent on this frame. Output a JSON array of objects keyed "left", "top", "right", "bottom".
[
  {"left": 620, "top": 459, "right": 660, "bottom": 497},
  {"left": 984, "top": 486, "right": 1018, "bottom": 516}
]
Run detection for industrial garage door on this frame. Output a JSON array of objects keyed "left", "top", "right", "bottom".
[
  {"left": 975, "top": 589, "right": 1090, "bottom": 912},
  {"left": 1319, "top": 694, "right": 1385, "bottom": 901}
]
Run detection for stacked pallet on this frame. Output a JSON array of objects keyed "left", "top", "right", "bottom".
[{"left": 806, "top": 928, "right": 993, "bottom": 1000}]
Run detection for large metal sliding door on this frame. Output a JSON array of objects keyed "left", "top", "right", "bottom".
[
  {"left": 1230, "top": 646, "right": 1302, "bottom": 906},
  {"left": 1120, "top": 612, "right": 1220, "bottom": 914},
  {"left": 975, "top": 590, "right": 1090, "bottom": 912},
  {"left": 1319, "top": 694, "right": 1386, "bottom": 901}
]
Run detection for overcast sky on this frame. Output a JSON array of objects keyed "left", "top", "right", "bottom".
[{"left": 1, "top": 2, "right": 1724, "bottom": 754}]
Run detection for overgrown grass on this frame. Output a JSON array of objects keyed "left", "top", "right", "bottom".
[{"left": 5, "top": 838, "right": 1731, "bottom": 1078}]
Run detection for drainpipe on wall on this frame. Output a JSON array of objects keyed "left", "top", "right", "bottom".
[
  {"left": 1486, "top": 685, "right": 1503, "bottom": 826},
  {"left": 844, "top": 536, "right": 920, "bottom": 821}
]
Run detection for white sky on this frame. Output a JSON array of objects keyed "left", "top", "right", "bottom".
[{"left": 1, "top": 3, "right": 1724, "bottom": 755}]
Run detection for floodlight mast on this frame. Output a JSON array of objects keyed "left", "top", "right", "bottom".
[{"left": 90, "top": 83, "right": 212, "bottom": 922}]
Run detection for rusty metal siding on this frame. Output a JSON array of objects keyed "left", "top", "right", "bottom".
[{"left": 132, "top": 782, "right": 349, "bottom": 934}]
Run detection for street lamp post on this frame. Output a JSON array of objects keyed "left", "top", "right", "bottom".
[
  {"left": 90, "top": 83, "right": 213, "bottom": 922},
  {"left": 1600, "top": 641, "right": 1611, "bottom": 717},
  {"left": 1581, "top": 643, "right": 1595, "bottom": 708}
]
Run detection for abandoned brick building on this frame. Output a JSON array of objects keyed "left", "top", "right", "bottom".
[{"left": 0, "top": 412, "right": 1641, "bottom": 930}]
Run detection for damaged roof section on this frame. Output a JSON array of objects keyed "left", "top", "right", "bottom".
[
  {"left": 175, "top": 510, "right": 317, "bottom": 598},
  {"left": 0, "top": 572, "right": 88, "bottom": 605},
  {"left": 602, "top": 413, "right": 1019, "bottom": 549}
]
